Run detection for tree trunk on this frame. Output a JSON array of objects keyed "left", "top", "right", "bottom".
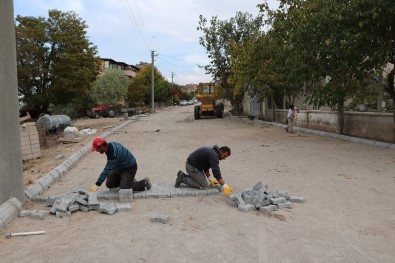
[{"left": 337, "top": 102, "right": 345, "bottom": 134}]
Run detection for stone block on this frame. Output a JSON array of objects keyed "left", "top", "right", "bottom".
[
  {"left": 88, "top": 192, "right": 100, "bottom": 206},
  {"left": 116, "top": 203, "right": 132, "bottom": 212},
  {"left": 68, "top": 204, "right": 80, "bottom": 212},
  {"left": 30, "top": 210, "right": 50, "bottom": 219},
  {"left": 277, "top": 201, "right": 292, "bottom": 209},
  {"left": 290, "top": 196, "right": 305, "bottom": 203},
  {"left": 119, "top": 189, "right": 134, "bottom": 202},
  {"left": 150, "top": 214, "right": 171, "bottom": 224},
  {"left": 238, "top": 204, "right": 256, "bottom": 213},
  {"left": 19, "top": 210, "right": 38, "bottom": 217},
  {"left": 99, "top": 202, "right": 118, "bottom": 215},
  {"left": 269, "top": 197, "right": 286, "bottom": 205},
  {"left": 259, "top": 205, "right": 278, "bottom": 213}
]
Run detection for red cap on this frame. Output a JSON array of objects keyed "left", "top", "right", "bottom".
[{"left": 91, "top": 137, "right": 105, "bottom": 152}]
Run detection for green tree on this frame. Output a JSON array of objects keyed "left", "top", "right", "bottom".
[
  {"left": 16, "top": 10, "right": 98, "bottom": 113},
  {"left": 197, "top": 12, "right": 264, "bottom": 115},
  {"left": 260, "top": 0, "right": 394, "bottom": 133},
  {"left": 128, "top": 64, "right": 169, "bottom": 105},
  {"left": 90, "top": 69, "right": 130, "bottom": 106}
]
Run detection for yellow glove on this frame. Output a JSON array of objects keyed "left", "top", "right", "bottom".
[
  {"left": 89, "top": 185, "right": 98, "bottom": 192},
  {"left": 208, "top": 176, "right": 219, "bottom": 187},
  {"left": 222, "top": 183, "right": 233, "bottom": 196}
]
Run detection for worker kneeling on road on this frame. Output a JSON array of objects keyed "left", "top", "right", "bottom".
[
  {"left": 175, "top": 145, "right": 233, "bottom": 195},
  {"left": 89, "top": 137, "right": 151, "bottom": 192}
]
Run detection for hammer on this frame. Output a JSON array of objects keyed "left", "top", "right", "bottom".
[{"left": 5, "top": 231, "right": 45, "bottom": 239}]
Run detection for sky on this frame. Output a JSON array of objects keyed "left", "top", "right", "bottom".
[{"left": 13, "top": 0, "right": 278, "bottom": 85}]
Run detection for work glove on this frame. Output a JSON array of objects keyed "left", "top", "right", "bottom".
[
  {"left": 208, "top": 176, "right": 219, "bottom": 188},
  {"left": 89, "top": 185, "right": 99, "bottom": 192},
  {"left": 222, "top": 183, "right": 233, "bottom": 196}
]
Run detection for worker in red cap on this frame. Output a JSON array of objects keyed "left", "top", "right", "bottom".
[{"left": 89, "top": 137, "right": 151, "bottom": 192}]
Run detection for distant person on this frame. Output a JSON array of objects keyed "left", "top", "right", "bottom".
[
  {"left": 175, "top": 145, "right": 233, "bottom": 195},
  {"left": 285, "top": 105, "right": 299, "bottom": 134},
  {"left": 88, "top": 137, "right": 151, "bottom": 192}
]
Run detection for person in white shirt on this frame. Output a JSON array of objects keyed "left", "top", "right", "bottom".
[{"left": 285, "top": 105, "right": 299, "bottom": 133}]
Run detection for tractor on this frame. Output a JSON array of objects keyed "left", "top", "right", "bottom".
[{"left": 194, "top": 82, "right": 224, "bottom": 120}]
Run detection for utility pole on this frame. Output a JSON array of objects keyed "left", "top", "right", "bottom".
[
  {"left": 0, "top": 0, "right": 25, "bottom": 204},
  {"left": 151, "top": 50, "right": 155, "bottom": 113}
]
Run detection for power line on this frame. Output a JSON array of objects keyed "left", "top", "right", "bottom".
[{"left": 120, "top": 0, "right": 153, "bottom": 52}]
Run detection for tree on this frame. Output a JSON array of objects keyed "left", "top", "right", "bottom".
[
  {"left": 16, "top": 10, "right": 98, "bottom": 113},
  {"left": 259, "top": 0, "right": 394, "bottom": 133},
  {"left": 197, "top": 12, "right": 264, "bottom": 115},
  {"left": 128, "top": 64, "right": 170, "bottom": 105},
  {"left": 90, "top": 69, "right": 130, "bottom": 106}
]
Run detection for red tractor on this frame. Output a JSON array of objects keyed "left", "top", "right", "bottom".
[{"left": 89, "top": 106, "right": 117, "bottom": 119}]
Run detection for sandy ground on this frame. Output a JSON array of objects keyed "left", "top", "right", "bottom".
[{"left": 1, "top": 106, "right": 395, "bottom": 263}]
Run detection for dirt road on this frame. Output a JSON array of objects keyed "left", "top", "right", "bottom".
[{"left": 1, "top": 106, "right": 394, "bottom": 262}]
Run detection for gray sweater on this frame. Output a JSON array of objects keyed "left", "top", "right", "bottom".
[{"left": 186, "top": 145, "right": 222, "bottom": 180}]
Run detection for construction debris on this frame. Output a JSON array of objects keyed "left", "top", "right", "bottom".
[{"left": 228, "top": 181, "right": 304, "bottom": 213}]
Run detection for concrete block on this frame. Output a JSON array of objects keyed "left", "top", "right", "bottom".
[
  {"left": 259, "top": 205, "right": 278, "bottom": 213},
  {"left": 238, "top": 204, "right": 256, "bottom": 213},
  {"left": 88, "top": 204, "right": 100, "bottom": 211},
  {"left": 37, "top": 175, "right": 54, "bottom": 189},
  {"left": 88, "top": 192, "right": 100, "bottom": 206},
  {"left": 133, "top": 192, "right": 146, "bottom": 199},
  {"left": 119, "top": 189, "right": 134, "bottom": 202},
  {"left": 277, "top": 191, "right": 290, "bottom": 200},
  {"left": 290, "top": 196, "right": 305, "bottom": 203},
  {"left": 19, "top": 210, "right": 38, "bottom": 217},
  {"left": 150, "top": 214, "right": 171, "bottom": 224},
  {"left": 79, "top": 205, "right": 89, "bottom": 212},
  {"left": 253, "top": 181, "right": 263, "bottom": 191},
  {"left": 75, "top": 197, "right": 87, "bottom": 206},
  {"left": 207, "top": 188, "right": 220, "bottom": 195},
  {"left": 269, "top": 197, "right": 286, "bottom": 205},
  {"left": 145, "top": 189, "right": 159, "bottom": 199},
  {"left": 31, "top": 195, "right": 47, "bottom": 202},
  {"left": 0, "top": 198, "right": 23, "bottom": 227},
  {"left": 227, "top": 199, "right": 238, "bottom": 207},
  {"left": 99, "top": 202, "right": 118, "bottom": 215},
  {"left": 68, "top": 204, "right": 80, "bottom": 212},
  {"left": 116, "top": 203, "right": 132, "bottom": 212},
  {"left": 277, "top": 201, "right": 292, "bottom": 209},
  {"left": 48, "top": 170, "right": 61, "bottom": 181},
  {"left": 25, "top": 183, "right": 44, "bottom": 199},
  {"left": 46, "top": 195, "right": 58, "bottom": 206},
  {"left": 30, "top": 210, "right": 50, "bottom": 219},
  {"left": 255, "top": 197, "right": 270, "bottom": 208}
]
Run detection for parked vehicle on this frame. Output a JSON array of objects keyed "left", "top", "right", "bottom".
[
  {"left": 187, "top": 100, "right": 194, "bottom": 105},
  {"left": 89, "top": 106, "right": 117, "bottom": 119},
  {"left": 179, "top": 100, "right": 188, "bottom": 106}
]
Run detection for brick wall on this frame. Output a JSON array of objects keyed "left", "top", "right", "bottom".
[{"left": 20, "top": 122, "right": 41, "bottom": 160}]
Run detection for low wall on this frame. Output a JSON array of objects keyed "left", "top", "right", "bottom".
[{"left": 269, "top": 109, "right": 395, "bottom": 143}]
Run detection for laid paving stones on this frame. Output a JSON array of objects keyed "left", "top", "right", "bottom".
[
  {"left": 228, "top": 181, "right": 304, "bottom": 214},
  {"left": 25, "top": 184, "right": 220, "bottom": 221}
]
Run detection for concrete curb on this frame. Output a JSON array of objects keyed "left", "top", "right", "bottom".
[
  {"left": 232, "top": 115, "right": 395, "bottom": 150},
  {"left": 0, "top": 119, "right": 135, "bottom": 231}
]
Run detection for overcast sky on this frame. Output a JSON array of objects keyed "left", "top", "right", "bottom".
[{"left": 13, "top": 0, "right": 278, "bottom": 85}]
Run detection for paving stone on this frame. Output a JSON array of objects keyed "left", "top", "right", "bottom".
[
  {"left": 253, "top": 181, "right": 263, "bottom": 191},
  {"left": 116, "top": 204, "right": 132, "bottom": 212},
  {"left": 68, "top": 204, "right": 80, "bottom": 212},
  {"left": 46, "top": 196, "right": 58, "bottom": 207},
  {"left": 277, "top": 201, "right": 292, "bottom": 209},
  {"left": 119, "top": 189, "right": 134, "bottom": 202},
  {"left": 31, "top": 195, "right": 47, "bottom": 202},
  {"left": 259, "top": 205, "right": 278, "bottom": 213},
  {"left": 88, "top": 192, "right": 100, "bottom": 206},
  {"left": 30, "top": 210, "right": 50, "bottom": 220},
  {"left": 19, "top": 210, "right": 38, "bottom": 217},
  {"left": 290, "top": 196, "right": 305, "bottom": 203},
  {"left": 99, "top": 202, "right": 118, "bottom": 215},
  {"left": 238, "top": 204, "right": 256, "bottom": 213},
  {"left": 150, "top": 214, "right": 171, "bottom": 224},
  {"left": 269, "top": 197, "right": 286, "bottom": 205},
  {"left": 133, "top": 192, "right": 146, "bottom": 199},
  {"left": 79, "top": 205, "right": 89, "bottom": 212},
  {"left": 76, "top": 197, "right": 87, "bottom": 206}
]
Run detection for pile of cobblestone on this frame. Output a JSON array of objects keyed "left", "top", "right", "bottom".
[
  {"left": 227, "top": 181, "right": 304, "bottom": 213},
  {"left": 19, "top": 189, "right": 131, "bottom": 220}
]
